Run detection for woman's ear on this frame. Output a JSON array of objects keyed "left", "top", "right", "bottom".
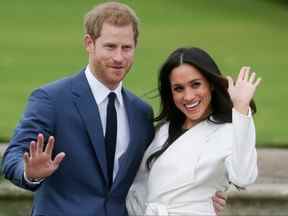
[{"left": 210, "top": 83, "right": 214, "bottom": 91}]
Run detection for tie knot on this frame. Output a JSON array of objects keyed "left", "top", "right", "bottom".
[{"left": 108, "top": 92, "right": 116, "bottom": 102}]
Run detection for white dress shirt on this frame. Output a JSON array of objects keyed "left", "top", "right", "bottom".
[{"left": 85, "top": 65, "right": 130, "bottom": 180}]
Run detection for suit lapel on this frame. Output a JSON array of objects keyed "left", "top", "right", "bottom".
[{"left": 71, "top": 70, "right": 108, "bottom": 184}]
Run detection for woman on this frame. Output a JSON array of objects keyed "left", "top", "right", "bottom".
[{"left": 126, "top": 47, "right": 260, "bottom": 216}]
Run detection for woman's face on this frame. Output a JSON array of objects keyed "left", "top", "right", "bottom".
[{"left": 170, "top": 64, "right": 212, "bottom": 129}]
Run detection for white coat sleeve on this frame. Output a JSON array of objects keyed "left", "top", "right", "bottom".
[{"left": 225, "top": 108, "right": 258, "bottom": 187}]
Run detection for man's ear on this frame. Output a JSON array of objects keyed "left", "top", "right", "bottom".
[{"left": 84, "top": 34, "right": 94, "bottom": 52}]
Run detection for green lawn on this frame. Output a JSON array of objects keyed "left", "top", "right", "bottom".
[{"left": 0, "top": 0, "right": 287, "bottom": 146}]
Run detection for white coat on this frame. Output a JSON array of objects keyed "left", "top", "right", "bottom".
[{"left": 126, "top": 109, "right": 258, "bottom": 216}]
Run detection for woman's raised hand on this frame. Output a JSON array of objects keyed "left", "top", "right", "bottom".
[{"left": 227, "top": 66, "right": 261, "bottom": 115}]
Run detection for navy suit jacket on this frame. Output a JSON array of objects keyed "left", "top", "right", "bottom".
[{"left": 1, "top": 70, "right": 155, "bottom": 216}]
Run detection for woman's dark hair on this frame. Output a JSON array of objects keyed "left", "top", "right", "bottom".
[{"left": 146, "top": 47, "right": 256, "bottom": 169}]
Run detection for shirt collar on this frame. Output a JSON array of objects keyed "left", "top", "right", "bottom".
[{"left": 85, "top": 65, "right": 124, "bottom": 106}]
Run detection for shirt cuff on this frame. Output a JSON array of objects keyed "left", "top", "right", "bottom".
[
  {"left": 23, "top": 171, "right": 44, "bottom": 185},
  {"left": 232, "top": 107, "right": 252, "bottom": 118}
]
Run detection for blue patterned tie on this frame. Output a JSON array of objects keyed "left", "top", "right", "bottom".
[{"left": 105, "top": 92, "right": 117, "bottom": 188}]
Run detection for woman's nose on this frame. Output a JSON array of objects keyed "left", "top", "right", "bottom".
[{"left": 183, "top": 89, "right": 195, "bottom": 101}]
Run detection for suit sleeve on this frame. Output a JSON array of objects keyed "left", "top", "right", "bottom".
[
  {"left": 1, "top": 88, "right": 55, "bottom": 191},
  {"left": 224, "top": 108, "right": 258, "bottom": 187}
]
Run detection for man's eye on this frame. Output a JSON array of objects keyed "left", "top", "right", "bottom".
[
  {"left": 123, "top": 46, "right": 132, "bottom": 51},
  {"left": 105, "top": 44, "right": 115, "bottom": 49}
]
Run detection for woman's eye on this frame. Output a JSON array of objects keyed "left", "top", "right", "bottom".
[
  {"left": 173, "top": 86, "right": 183, "bottom": 92},
  {"left": 192, "top": 82, "right": 201, "bottom": 88}
]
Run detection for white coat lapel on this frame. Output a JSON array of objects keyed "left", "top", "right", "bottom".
[{"left": 147, "top": 120, "right": 218, "bottom": 198}]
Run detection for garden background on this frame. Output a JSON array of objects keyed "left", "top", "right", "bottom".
[{"left": 0, "top": 0, "right": 287, "bottom": 146}]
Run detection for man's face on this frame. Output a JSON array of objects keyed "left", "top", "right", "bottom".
[{"left": 86, "top": 23, "right": 135, "bottom": 89}]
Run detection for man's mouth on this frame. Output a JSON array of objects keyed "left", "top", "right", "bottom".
[{"left": 111, "top": 65, "right": 124, "bottom": 69}]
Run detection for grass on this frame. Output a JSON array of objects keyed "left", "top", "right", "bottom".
[{"left": 0, "top": 0, "right": 288, "bottom": 146}]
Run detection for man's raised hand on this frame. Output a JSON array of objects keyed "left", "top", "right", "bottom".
[{"left": 23, "top": 133, "right": 65, "bottom": 181}]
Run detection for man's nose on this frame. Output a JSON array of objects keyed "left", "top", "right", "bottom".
[{"left": 112, "top": 49, "right": 124, "bottom": 62}]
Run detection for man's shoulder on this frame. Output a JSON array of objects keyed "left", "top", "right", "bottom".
[
  {"left": 43, "top": 71, "right": 82, "bottom": 89},
  {"left": 36, "top": 69, "right": 84, "bottom": 94},
  {"left": 123, "top": 89, "right": 152, "bottom": 111},
  {"left": 26, "top": 69, "right": 85, "bottom": 103}
]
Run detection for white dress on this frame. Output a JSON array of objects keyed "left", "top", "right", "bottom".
[{"left": 126, "top": 109, "right": 258, "bottom": 216}]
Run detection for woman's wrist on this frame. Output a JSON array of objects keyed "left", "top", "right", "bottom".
[{"left": 233, "top": 103, "right": 249, "bottom": 115}]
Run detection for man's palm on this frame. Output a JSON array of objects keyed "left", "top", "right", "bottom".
[{"left": 24, "top": 134, "right": 65, "bottom": 180}]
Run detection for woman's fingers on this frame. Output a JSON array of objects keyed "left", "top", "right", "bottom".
[
  {"left": 226, "top": 76, "right": 234, "bottom": 89},
  {"left": 212, "top": 191, "right": 227, "bottom": 216},
  {"left": 254, "top": 77, "right": 262, "bottom": 87},
  {"left": 237, "top": 66, "right": 246, "bottom": 83},
  {"left": 243, "top": 66, "right": 250, "bottom": 81},
  {"left": 237, "top": 66, "right": 262, "bottom": 87},
  {"left": 249, "top": 72, "right": 262, "bottom": 87},
  {"left": 249, "top": 72, "right": 256, "bottom": 83}
]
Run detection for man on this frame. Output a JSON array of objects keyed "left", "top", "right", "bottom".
[{"left": 1, "top": 2, "right": 225, "bottom": 216}]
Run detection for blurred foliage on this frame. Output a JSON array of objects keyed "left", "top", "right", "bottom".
[{"left": 0, "top": 0, "right": 287, "bottom": 146}]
